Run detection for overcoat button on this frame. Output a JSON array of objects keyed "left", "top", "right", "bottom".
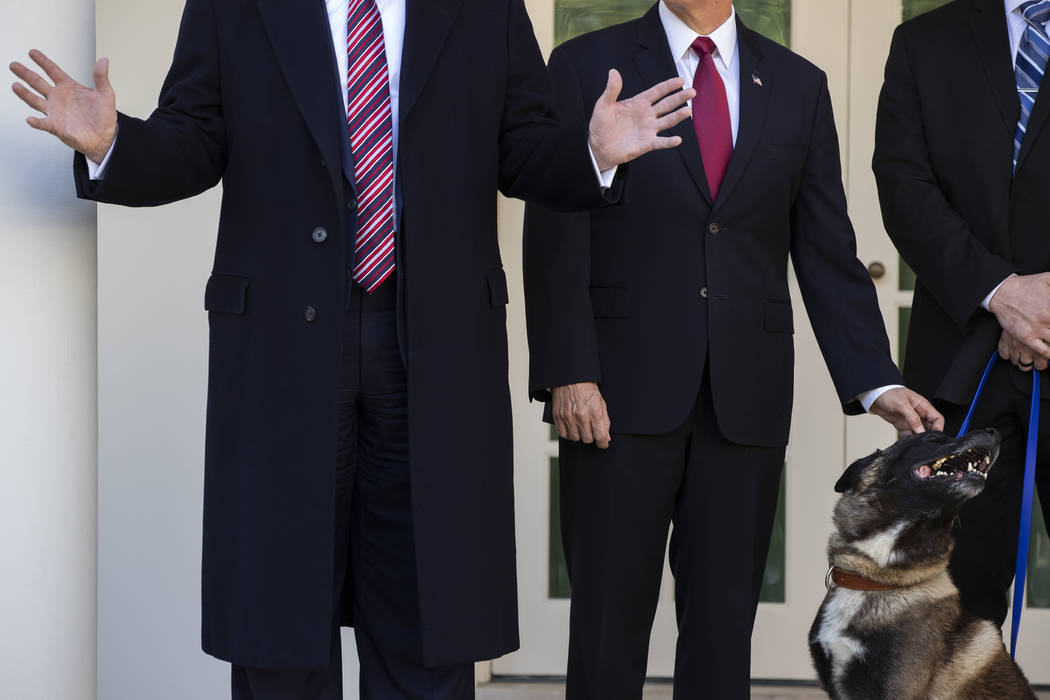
[
  {"left": 312, "top": 227, "right": 328, "bottom": 244},
  {"left": 700, "top": 287, "right": 709, "bottom": 299},
  {"left": 304, "top": 306, "right": 317, "bottom": 322},
  {"left": 708, "top": 223, "right": 720, "bottom": 234}
]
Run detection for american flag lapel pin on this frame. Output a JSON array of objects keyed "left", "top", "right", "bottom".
[{"left": 752, "top": 73, "right": 763, "bottom": 87}]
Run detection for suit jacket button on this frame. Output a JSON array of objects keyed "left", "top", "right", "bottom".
[
  {"left": 312, "top": 227, "right": 328, "bottom": 244},
  {"left": 708, "top": 223, "right": 720, "bottom": 234},
  {"left": 347, "top": 199, "right": 357, "bottom": 212},
  {"left": 700, "top": 287, "right": 709, "bottom": 299},
  {"left": 304, "top": 306, "right": 317, "bottom": 322}
]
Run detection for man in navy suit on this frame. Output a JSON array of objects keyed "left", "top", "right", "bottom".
[
  {"left": 524, "top": 1, "right": 943, "bottom": 697},
  {"left": 9, "top": 0, "right": 694, "bottom": 697}
]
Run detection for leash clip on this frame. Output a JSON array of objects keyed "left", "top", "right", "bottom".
[{"left": 825, "top": 566, "right": 837, "bottom": 590}]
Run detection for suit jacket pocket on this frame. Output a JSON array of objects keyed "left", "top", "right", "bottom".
[
  {"left": 590, "top": 286, "right": 630, "bottom": 319},
  {"left": 487, "top": 268, "right": 510, "bottom": 308},
  {"left": 205, "top": 273, "right": 250, "bottom": 315},
  {"left": 764, "top": 301, "right": 794, "bottom": 333}
]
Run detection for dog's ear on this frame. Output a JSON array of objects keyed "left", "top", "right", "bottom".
[{"left": 835, "top": 451, "right": 881, "bottom": 493}]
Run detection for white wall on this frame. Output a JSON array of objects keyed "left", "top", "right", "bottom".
[{"left": 0, "top": 3, "right": 99, "bottom": 700}]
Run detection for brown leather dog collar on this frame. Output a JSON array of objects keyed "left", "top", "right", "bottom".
[{"left": 825, "top": 566, "right": 899, "bottom": 591}]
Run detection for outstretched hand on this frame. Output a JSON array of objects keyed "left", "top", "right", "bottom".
[
  {"left": 870, "top": 387, "right": 945, "bottom": 437},
  {"left": 10, "top": 50, "right": 117, "bottom": 163},
  {"left": 588, "top": 69, "right": 694, "bottom": 172}
]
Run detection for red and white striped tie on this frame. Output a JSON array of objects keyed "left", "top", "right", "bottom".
[{"left": 347, "top": 0, "right": 395, "bottom": 293}]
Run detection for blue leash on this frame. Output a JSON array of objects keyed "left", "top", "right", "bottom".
[{"left": 957, "top": 352, "right": 1040, "bottom": 658}]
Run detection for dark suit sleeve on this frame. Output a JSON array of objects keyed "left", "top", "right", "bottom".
[
  {"left": 496, "top": 0, "right": 624, "bottom": 212},
  {"left": 74, "top": 0, "right": 226, "bottom": 206},
  {"left": 790, "top": 72, "right": 903, "bottom": 414},
  {"left": 523, "top": 45, "right": 602, "bottom": 402},
  {"left": 873, "top": 26, "right": 1016, "bottom": 328}
]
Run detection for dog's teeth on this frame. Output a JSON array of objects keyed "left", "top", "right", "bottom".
[{"left": 934, "top": 457, "right": 948, "bottom": 467}]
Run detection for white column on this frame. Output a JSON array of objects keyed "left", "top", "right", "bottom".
[{"left": 0, "top": 3, "right": 99, "bottom": 700}]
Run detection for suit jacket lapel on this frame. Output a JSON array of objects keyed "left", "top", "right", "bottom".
[
  {"left": 400, "top": 0, "right": 463, "bottom": 124},
  {"left": 633, "top": 5, "right": 713, "bottom": 206},
  {"left": 713, "top": 18, "right": 768, "bottom": 212},
  {"left": 968, "top": 0, "right": 1019, "bottom": 140},
  {"left": 258, "top": 0, "right": 345, "bottom": 192}
]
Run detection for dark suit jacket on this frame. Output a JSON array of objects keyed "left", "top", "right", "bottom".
[
  {"left": 874, "top": 0, "right": 1050, "bottom": 404},
  {"left": 74, "top": 0, "right": 621, "bottom": 670},
  {"left": 524, "top": 5, "right": 901, "bottom": 448}
]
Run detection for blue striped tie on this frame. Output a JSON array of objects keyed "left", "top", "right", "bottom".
[{"left": 1014, "top": 0, "right": 1050, "bottom": 169}]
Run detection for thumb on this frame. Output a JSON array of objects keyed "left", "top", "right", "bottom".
[
  {"left": 599, "top": 69, "right": 623, "bottom": 106},
  {"left": 93, "top": 57, "right": 111, "bottom": 92}
]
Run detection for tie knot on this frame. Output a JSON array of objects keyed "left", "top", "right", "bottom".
[
  {"left": 1023, "top": 0, "right": 1050, "bottom": 25},
  {"left": 692, "top": 37, "right": 717, "bottom": 58}
]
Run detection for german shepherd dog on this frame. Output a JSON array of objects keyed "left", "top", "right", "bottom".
[{"left": 808, "top": 428, "right": 1036, "bottom": 699}]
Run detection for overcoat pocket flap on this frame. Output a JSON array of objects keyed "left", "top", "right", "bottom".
[
  {"left": 487, "top": 268, "right": 510, "bottom": 307},
  {"left": 764, "top": 301, "right": 794, "bottom": 333},
  {"left": 589, "top": 286, "right": 630, "bottom": 319},
  {"left": 205, "top": 274, "right": 250, "bottom": 315}
]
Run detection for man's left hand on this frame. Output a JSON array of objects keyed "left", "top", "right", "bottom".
[
  {"left": 588, "top": 70, "right": 694, "bottom": 171},
  {"left": 870, "top": 387, "right": 945, "bottom": 436}
]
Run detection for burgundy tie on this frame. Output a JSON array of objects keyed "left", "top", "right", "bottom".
[
  {"left": 690, "top": 37, "right": 733, "bottom": 200},
  {"left": 347, "top": 0, "right": 396, "bottom": 293}
]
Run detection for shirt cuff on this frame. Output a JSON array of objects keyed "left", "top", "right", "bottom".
[
  {"left": 587, "top": 143, "right": 618, "bottom": 190},
  {"left": 86, "top": 133, "right": 118, "bottom": 180},
  {"left": 981, "top": 275, "right": 1015, "bottom": 311},
  {"left": 859, "top": 384, "right": 904, "bottom": 413}
]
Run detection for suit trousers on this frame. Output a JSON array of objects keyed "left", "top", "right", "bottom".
[
  {"left": 558, "top": 371, "right": 785, "bottom": 700},
  {"left": 232, "top": 277, "right": 474, "bottom": 700},
  {"left": 942, "top": 361, "right": 1050, "bottom": 627}
]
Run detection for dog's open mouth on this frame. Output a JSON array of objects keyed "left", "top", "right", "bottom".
[{"left": 913, "top": 448, "right": 992, "bottom": 481}]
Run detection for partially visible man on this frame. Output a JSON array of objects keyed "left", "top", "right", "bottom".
[
  {"left": 524, "top": 1, "right": 943, "bottom": 698},
  {"left": 8, "top": 0, "right": 695, "bottom": 698},
  {"left": 874, "top": 0, "right": 1050, "bottom": 630}
]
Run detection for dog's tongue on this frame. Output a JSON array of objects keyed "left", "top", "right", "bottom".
[{"left": 917, "top": 465, "right": 932, "bottom": 478}]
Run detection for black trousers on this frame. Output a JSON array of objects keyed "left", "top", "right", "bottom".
[
  {"left": 942, "top": 361, "right": 1050, "bottom": 626},
  {"left": 232, "top": 278, "right": 474, "bottom": 700},
  {"left": 558, "top": 372, "right": 785, "bottom": 700}
]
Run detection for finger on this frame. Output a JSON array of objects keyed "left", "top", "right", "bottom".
[
  {"left": 26, "top": 115, "right": 54, "bottom": 133},
  {"left": 12, "top": 83, "right": 47, "bottom": 113},
  {"left": 999, "top": 335, "right": 1012, "bottom": 361},
  {"left": 1037, "top": 356, "right": 1049, "bottom": 372},
  {"left": 913, "top": 396, "right": 945, "bottom": 432},
  {"left": 640, "top": 75, "right": 686, "bottom": 104},
  {"left": 29, "top": 49, "right": 72, "bottom": 85},
  {"left": 554, "top": 416, "right": 568, "bottom": 441},
  {"left": 598, "top": 69, "right": 623, "bottom": 106},
  {"left": 1018, "top": 349, "right": 1035, "bottom": 372},
  {"left": 902, "top": 405, "right": 925, "bottom": 434},
  {"left": 578, "top": 418, "right": 595, "bottom": 445},
  {"left": 649, "top": 135, "right": 683, "bottom": 151},
  {"left": 10, "top": 61, "right": 53, "bottom": 97},
  {"left": 652, "top": 87, "right": 695, "bottom": 116},
  {"left": 1029, "top": 337, "right": 1050, "bottom": 361},
  {"left": 93, "top": 57, "right": 111, "bottom": 92},
  {"left": 594, "top": 415, "right": 611, "bottom": 450},
  {"left": 655, "top": 104, "right": 693, "bottom": 131},
  {"left": 564, "top": 416, "right": 582, "bottom": 443}
]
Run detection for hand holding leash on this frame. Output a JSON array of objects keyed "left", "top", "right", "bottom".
[{"left": 998, "top": 329, "right": 1048, "bottom": 371}]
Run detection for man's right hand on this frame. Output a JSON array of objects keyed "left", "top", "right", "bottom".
[
  {"left": 988, "top": 273, "right": 1050, "bottom": 362},
  {"left": 10, "top": 50, "right": 117, "bottom": 163},
  {"left": 552, "top": 382, "right": 611, "bottom": 450}
]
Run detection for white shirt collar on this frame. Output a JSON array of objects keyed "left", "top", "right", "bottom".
[
  {"left": 658, "top": 2, "right": 737, "bottom": 69},
  {"left": 1006, "top": 0, "right": 1028, "bottom": 14}
]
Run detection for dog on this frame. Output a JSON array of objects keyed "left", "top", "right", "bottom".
[{"left": 808, "top": 428, "right": 1035, "bottom": 699}]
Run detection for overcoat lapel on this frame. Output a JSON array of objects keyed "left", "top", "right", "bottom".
[
  {"left": 258, "top": 0, "right": 346, "bottom": 193},
  {"left": 400, "top": 0, "right": 464, "bottom": 123},
  {"left": 633, "top": 5, "right": 713, "bottom": 206},
  {"left": 713, "top": 19, "right": 768, "bottom": 212},
  {"left": 968, "top": 0, "right": 1020, "bottom": 139}
]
